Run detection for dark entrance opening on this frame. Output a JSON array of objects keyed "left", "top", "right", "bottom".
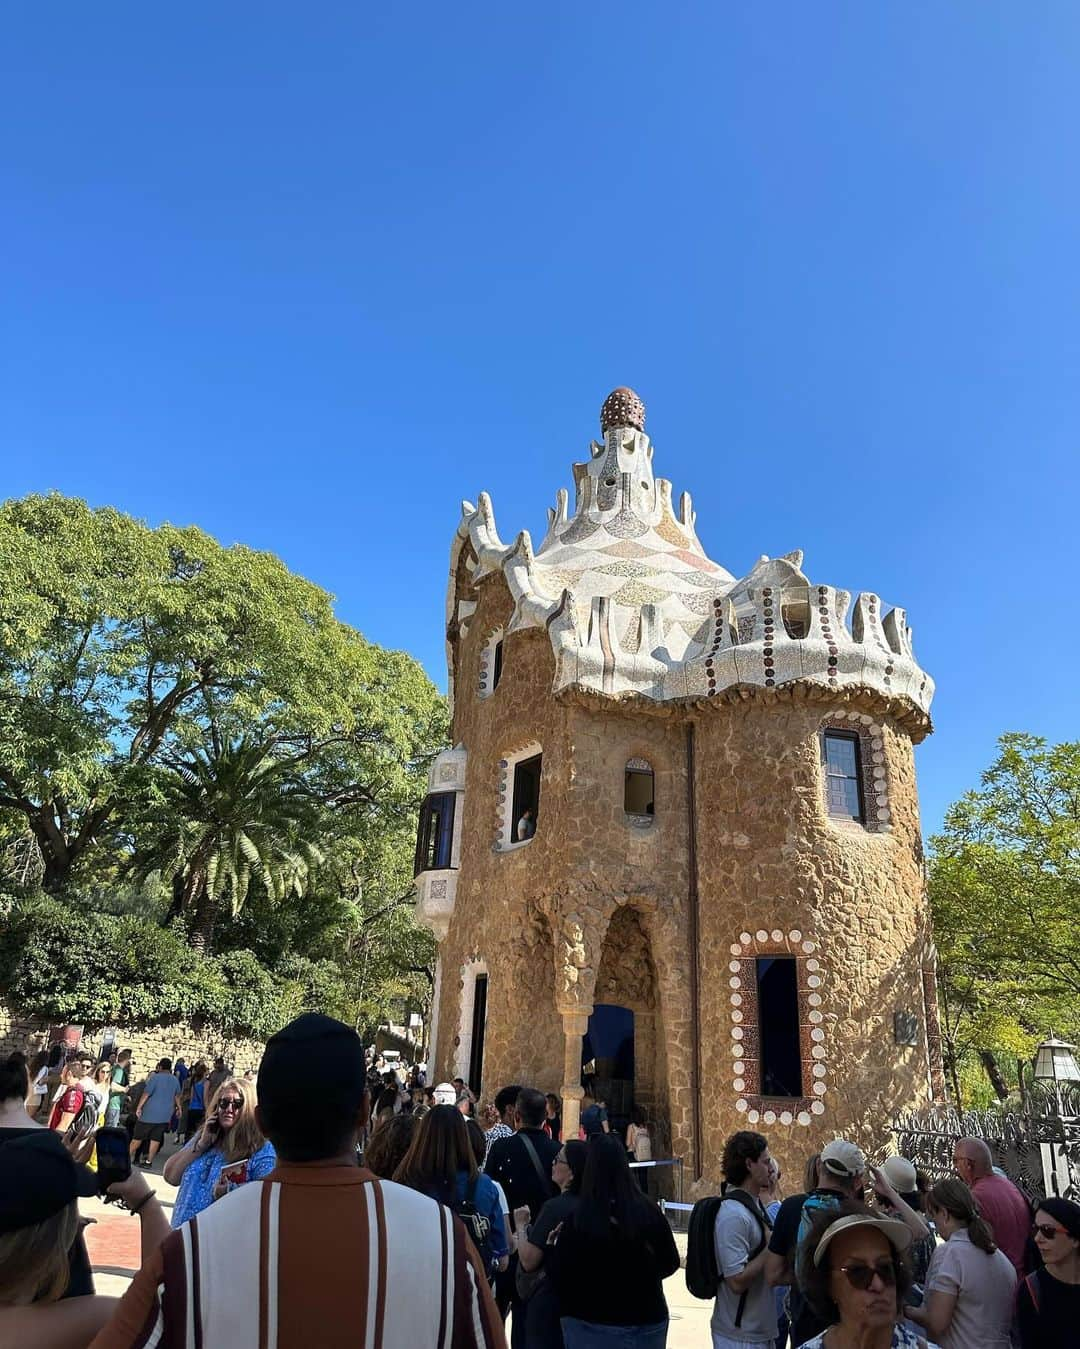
[
  {"left": 468, "top": 974, "right": 488, "bottom": 1095},
  {"left": 756, "top": 957, "right": 803, "bottom": 1097},
  {"left": 582, "top": 1003, "right": 635, "bottom": 1125}
]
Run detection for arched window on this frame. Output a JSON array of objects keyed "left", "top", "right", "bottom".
[{"left": 624, "top": 757, "right": 655, "bottom": 817}]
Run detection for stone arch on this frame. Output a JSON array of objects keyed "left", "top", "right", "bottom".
[{"left": 591, "top": 899, "right": 679, "bottom": 1164}]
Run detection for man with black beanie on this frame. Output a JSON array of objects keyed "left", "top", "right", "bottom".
[{"left": 90, "top": 1014, "right": 505, "bottom": 1349}]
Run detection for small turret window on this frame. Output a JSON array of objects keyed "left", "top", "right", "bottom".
[
  {"left": 478, "top": 630, "right": 504, "bottom": 700},
  {"left": 624, "top": 758, "right": 655, "bottom": 817},
  {"left": 782, "top": 602, "right": 810, "bottom": 639},
  {"left": 822, "top": 731, "right": 864, "bottom": 823}
]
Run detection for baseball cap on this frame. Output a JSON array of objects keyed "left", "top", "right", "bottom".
[
  {"left": 259, "top": 1013, "right": 366, "bottom": 1116},
  {"left": 879, "top": 1155, "right": 917, "bottom": 1195},
  {"left": 432, "top": 1081, "right": 457, "bottom": 1105},
  {"left": 0, "top": 1131, "right": 98, "bottom": 1234},
  {"left": 820, "top": 1139, "right": 867, "bottom": 1180},
  {"left": 813, "top": 1212, "right": 912, "bottom": 1266}
]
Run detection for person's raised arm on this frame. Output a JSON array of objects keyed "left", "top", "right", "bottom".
[
  {"left": 869, "top": 1166, "right": 930, "bottom": 1240},
  {"left": 162, "top": 1134, "right": 205, "bottom": 1186}
]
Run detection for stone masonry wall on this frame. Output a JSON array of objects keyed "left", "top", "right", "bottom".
[
  {"left": 0, "top": 1000, "right": 266, "bottom": 1075},
  {"left": 436, "top": 567, "right": 937, "bottom": 1190}
]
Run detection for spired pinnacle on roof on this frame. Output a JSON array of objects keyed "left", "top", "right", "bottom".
[{"left": 600, "top": 387, "right": 645, "bottom": 434}]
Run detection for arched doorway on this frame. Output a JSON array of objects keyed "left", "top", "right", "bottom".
[{"left": 591, "top": 904, "right": 665, "bottom": 1146}]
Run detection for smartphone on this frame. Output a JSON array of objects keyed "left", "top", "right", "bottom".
[
  {"left": 95, "top": 1126, "right": 132, "bottom": 1193},
  {"left": 219, "top": 1157, "right": 250, "bottom": 1192}
]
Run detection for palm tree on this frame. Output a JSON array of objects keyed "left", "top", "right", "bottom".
[{"left": 135, "top": 737, "right": 324, "bottom": 951}]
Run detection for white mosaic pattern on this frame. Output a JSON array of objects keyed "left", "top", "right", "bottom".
[{"left": 445, "top": 391, "right": 935, "bottom": 713}]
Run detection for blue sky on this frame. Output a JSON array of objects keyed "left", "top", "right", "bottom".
[{"left": 3, "top": 5, "right": 1077, "bottom": 836}]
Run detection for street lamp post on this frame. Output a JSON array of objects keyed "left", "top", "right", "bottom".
[{"left": 1033, "top": 1035, "right": 1080, "bottom": 1198}]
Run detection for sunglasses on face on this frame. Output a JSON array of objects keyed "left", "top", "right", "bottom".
[
  {"left": 836, "top": 1259, "right": 897, "bottom": 1291},
  {"left": 1033, "top": 1222, "right": 1066, "bottom": 1240},
  {"left": 217, "top": 1098, "right": 243, "bottom": 1112}
]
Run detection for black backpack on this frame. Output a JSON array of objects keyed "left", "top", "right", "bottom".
[
  {"left": 454, "top": 1175, "right": 495, "bottom": 1273},
  {"left": 686, "top": 1190, "right": 770, "bottom": 1323}
]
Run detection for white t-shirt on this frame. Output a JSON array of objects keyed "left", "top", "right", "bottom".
[
  {"left": 926, "top": 1228, "right": 1016, "bottom": 1349},
  {"left": 711, "top": 1192, "right": 776, "bottom": 1344}
]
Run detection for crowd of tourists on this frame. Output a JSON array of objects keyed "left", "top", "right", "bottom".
[{"left": 0, "top": 1033, "right": 1078, "bottom": 1349}]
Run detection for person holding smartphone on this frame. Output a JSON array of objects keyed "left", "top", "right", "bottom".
[
  {"left": 162, "top": 1076, "right": 275, "bottom": 1226},
  {"left": 0, "top": 1111, "right": 170, "bottom": 1349}
]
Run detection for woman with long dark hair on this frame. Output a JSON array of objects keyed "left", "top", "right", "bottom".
[
  {"left": 393, "top": 1104, "right": 508, "bottom": 1279},
  {"left": 904, "top": 1178, "right": 1013, "bottom": 1348},
  {"left": 518, "top": 1139, "right": 586, "bottom": 1348},
  {"left": 546, "top": 1133, "right": 679, "bottom": 1347}
]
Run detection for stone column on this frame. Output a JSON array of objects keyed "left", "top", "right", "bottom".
[{"left": 559, "top": 1007, "right": 591, "bottom": 1140}]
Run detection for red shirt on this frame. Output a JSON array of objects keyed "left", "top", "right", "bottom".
[
  {"left": 972, "top": 1173, "right": 1031, "bottom": 1273},
  {"left": 48, "top": 1085, "right": 84, "bottom": 1130}
]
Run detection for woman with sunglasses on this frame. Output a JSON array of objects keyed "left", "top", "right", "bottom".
[
  {"left": 799, "top": 1201, "right": 940, "bottom": 1349},
  {"left": 1015, "top": 1196, "right": 1080, "bottom": 1348},
  {"left": 517, "top": 1139, "right": 586, "bottom": 1348},
  {"left": 162, "top": 1077, "right": 275, "bottom": 1227},
  {"left": 902, "top": 1178, "right": 1013, "bottom": 1348}
]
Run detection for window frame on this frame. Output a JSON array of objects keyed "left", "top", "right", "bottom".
[
  {"left": 510, "top": 753, "right": 542, "bottom": 845},
  {"left": 414, "top": 791, "right": 456, "bottom": 875},
  {"left": 478, "top": 629, "right": 505, "bottom": 700},
  {"left": 755, "top": 956, "right": 804, "bottom": 1099},
  {"left": 623, "top": 757, "right": 656, "bottom": 819},
  {"left": 822, "top": 729, "right": 865, "bottom": 824}
]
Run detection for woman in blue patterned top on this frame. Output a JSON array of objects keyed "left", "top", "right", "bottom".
[{"left": 163, "top": 1076, "right": 275, "bottom": 1227}]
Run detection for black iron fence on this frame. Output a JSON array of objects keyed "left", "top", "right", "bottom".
[{"left": 893, "top": 1081, "right": 1080, "bottom": 1205}]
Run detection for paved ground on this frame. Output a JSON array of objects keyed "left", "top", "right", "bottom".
[{"left": 82, "top": 1143, "right": 714, "bottom": 1344}]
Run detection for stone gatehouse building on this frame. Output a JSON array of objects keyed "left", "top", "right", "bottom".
[{"left": 415, "top": 387, "right": 944, "bottom": 1185}]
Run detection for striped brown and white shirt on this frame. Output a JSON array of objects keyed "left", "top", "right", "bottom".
[{"left": 89, "top": 1164, "right": 506, "bottom": 1349}]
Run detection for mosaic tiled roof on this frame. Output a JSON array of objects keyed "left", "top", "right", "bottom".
[{"left": 448, "top": 390, "right": 934, "bottom": 714}]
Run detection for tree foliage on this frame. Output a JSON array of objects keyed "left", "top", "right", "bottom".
[
  {"left": 0, "top": 493, "right": 445, "bottom": 893},
  {"left": 0, "top": 493, "right": 448, "bottom": 1034},
  {"left": 929, "top": 733, "right": 1080, "bottom": 1106}
]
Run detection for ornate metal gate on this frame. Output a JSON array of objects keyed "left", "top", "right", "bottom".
[{"left": 893, "top": 1082, "right": 1080, "bottom": 1205}]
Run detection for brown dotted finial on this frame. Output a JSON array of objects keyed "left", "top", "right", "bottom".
[{"left": 600, "top": 387, "right": 645, "bottom": 434}]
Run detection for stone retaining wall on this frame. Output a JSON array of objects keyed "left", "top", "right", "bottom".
[{"left": 0, "top": 1000, "right": 266, "bottom": 1074}]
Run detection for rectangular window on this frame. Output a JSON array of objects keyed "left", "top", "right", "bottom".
[
  {"left": 823, "top": 730, "right": 864, "bottom": 822},
  {"left": 756, "top": 957, "right": 803, "bottom": 1098},
  {"left": 511, "top": 754, "right": 542, "bottom": 842},
  {"left": 624, "top": 768, "right": 655, "bottom": 815},
  {"left": 414, "top": 792, "right": 456, "bottom": 874},
  {"left": 468, "top": 974, "right": 488, "bottom": 1095}
]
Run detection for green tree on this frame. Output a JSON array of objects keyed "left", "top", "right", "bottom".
[
  {"left": 929, "top": 733, "right": 1080, "bottom": 1105},
  {"left": 132, "top": 737, "right": 325, "bottom": 950},
  {"left": 0, "top": 493, "right": 447, "bottom": 897}
]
